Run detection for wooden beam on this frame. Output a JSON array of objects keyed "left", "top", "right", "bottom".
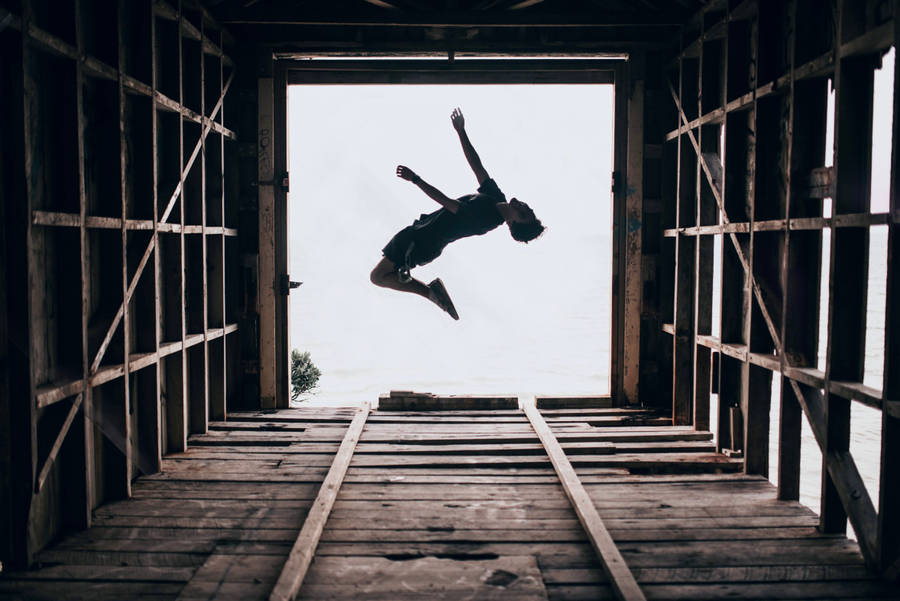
[
  {"left": 219, "top": 9, "right": 684, "bottom": 27},
  {"left": 623, "top": 53, "right": 644, "bottom": 406},
  {"left": 34, "top": 394, "right": 83, "bottom": 494},
  {"left": 258, "top": 74, "right": 276, "bottom": 410},
  {"left": 274, "top": 64, "right": 288, "bottom": 409},
  {"left": 823, "top": 45, "right": 874, "bottom": 534},
  {"left": 611, "top": 62, "right": 628, "bottom": 405},
  {"left": 878, "top": 0, "right": 900, "bottom": 575},
  {"left": 269, "top": 405, "right": 370, "bottom": 601},
  {"left": 523, "top": 401, "right": 646, "bottom": 601}
]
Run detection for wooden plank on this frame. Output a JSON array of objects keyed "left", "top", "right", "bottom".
[
  {"left": 258, "top": 75, "right": 276, "bottom": 410},
  {"left": 524, "top": 402, "right": 646, "bottom": 601},
  {"left": 269, "top": 405, "right": 369, "bottom": 601}
]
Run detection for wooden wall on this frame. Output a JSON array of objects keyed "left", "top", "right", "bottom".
[
  {"left": 0, "top": 0, "right": 241, "bottom": 568},
  {"left": 658, "top": 0, "right": 900, "bottom": 574}
]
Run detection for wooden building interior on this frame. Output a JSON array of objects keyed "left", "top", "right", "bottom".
[{"left": 1, "top": 0, "right": 899, "bottom": 599}]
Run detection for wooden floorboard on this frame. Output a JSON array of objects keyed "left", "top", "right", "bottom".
[{"left": 1, "top": 404, "right": 895, "bottom": 600}]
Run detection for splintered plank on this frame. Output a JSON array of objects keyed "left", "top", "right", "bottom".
[
  {"left": 269, "top": 405, "right": 369, "bottom": 601},
  {"left": 523, "top": 402, "right": 647, "bottom": 601},
  {"left": 299, "top": 556, "right": 549, "bottom": 600}
]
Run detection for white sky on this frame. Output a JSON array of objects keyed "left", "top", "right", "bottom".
[{"left": 287, "top": 84, "right": 614, "bottom": 404}]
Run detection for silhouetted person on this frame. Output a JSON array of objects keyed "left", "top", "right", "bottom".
[{"left": 370, "top": 108, "right": 545, "bottom": 320}]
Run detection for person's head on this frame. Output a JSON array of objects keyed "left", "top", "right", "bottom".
[{"left": 502, "top": 198, "right": 545, "bottom": 243}]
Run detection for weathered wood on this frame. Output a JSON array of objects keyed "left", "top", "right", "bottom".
[
  {"left": 34, "top": 394, "right": 84, "bottom": 494},
  {"left": 257, "top": 74, "right": 276, "bottom": 410},
  {"left": 879, "top": 0, "right": 900, "bottom": 576},
  {"left": 524, "top": 402, "right": 646, "bottom": 601},
  {"left": 269, "top": 406, "right": 370, "bottom": 601},
  {"left": 824, "top": 44, "right": 874, "bottom": 535}
]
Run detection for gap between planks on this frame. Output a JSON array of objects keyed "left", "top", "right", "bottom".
[{"left": 268, "top": 404, "right": 370, "bottom": 601}]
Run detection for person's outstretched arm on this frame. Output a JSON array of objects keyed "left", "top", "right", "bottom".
[
  {"left": 396, "top": 165, "right": 460, "bottom": 213},
  {"left": 451, "top": 108, "right": 489, "bottom": 186}
]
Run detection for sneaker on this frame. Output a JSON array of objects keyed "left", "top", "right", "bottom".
[{"left": 428, "top": 278, "right": 459, "bottom": 320}]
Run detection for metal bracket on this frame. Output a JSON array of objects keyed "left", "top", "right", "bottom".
[{"left": 279, "top": 273, "right": 302, "bottom": 296}]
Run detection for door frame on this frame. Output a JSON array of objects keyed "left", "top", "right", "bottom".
[{"left": 264, "top": 56, "right": 637, "bottom": 407}]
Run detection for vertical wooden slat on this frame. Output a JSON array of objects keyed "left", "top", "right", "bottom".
[
  {"left": 116, "top": 0, "right": 133, "bottom": 496},
  {"left": 176, "top": 0, "right": 189, "bottom": 451},
  {"left": 623, "top": 52, "right": 644, "bottom": 406},
  {"left": 149, "top": 0, "right": 163, "bottom": 473},
  {"left": 72, "top": 0, "right": 96, "bottom": 526},
  {"left": 274, "top": 62, "right": 289, "bottom": 409},
  {"left": 740, "top": 13, "right": 762, "bottom": 473},
  {"left": 258, "top": 64, "right": 276, "bottom": 410},
  {"left": 780, "top": 12, "right": 828, "bottom": 500},
  {"left": 673, "top": 52, "right": 697, "bottom": 426},
  {"left": 612, "top": 61, "right": 629, "bottom": 405},
  {"left": 878, "top": 0, "right": 900, "bottom": 574},
  {"left": 823, "top": 1, "right": 873, "bottom": 532}
]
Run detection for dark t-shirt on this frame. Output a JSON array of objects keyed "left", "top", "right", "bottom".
[
  {"left": 409, "top": 177, "right": 505, "bottom": 244},
  {"left": 382, "top": 178, "right": 506, "bottom": 269}
]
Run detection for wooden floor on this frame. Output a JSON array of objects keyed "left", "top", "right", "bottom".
[{"left": 1, "top": 401, "right": 897, "bottom": 600}]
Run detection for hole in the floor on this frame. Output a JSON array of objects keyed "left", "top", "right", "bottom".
[
  {"left": 485, "top": 569, "right": 519, "bottom": 588},
  {"left": 383, "top": 552, "right": 501, "bottom": 562}
]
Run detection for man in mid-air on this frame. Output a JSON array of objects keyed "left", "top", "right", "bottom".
[{"left": 370, "top": 108, "right": 545, "bottom": 320}]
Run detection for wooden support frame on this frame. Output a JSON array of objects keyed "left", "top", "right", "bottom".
[
  {"left": 269, "top": 405, "right": 370, "bottom": 601},
  {"left": 661, "top": 0, "right": 895, "bottom": 572},
  {"left": 524, "top": 401, "right": 646, "bottom": 601},
  {"left": 6, "top": 0, "right": 239, "bottom": 567},
  {"left": 274, "top": 57, "right": 629, "bottom": 405}
]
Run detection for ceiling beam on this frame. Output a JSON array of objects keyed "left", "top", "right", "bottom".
[{"left": 216, "top": 8, "right": 684, "bottom": 27}]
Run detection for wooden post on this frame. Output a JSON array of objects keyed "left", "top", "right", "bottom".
[
  {"left": 72, "top": 0, "right": 96, "bottom": 528},
  {"left": 780, "top": 62, "right": 828, "bottom": 500},
  {"left": 623, "top": 53, "right": 644, "bottom": 406},
  {"left": 117, "top": 0, "right": 134, "bottom": 497},
  {"left": 823, "top": 14, "right": 874, "bottom": 533},
  {"left": 612, "top": 62, "right": 629, "bottom": 406},
  {"left": 878, "top": 0, "right": 900, "bottom": 574},
  {"left": 258, "top": 67, "right": 276, "bottom": 410},
  {"left": 274, "top": 62, "right": 289, "bottom": 409},
  {"left": 673, "top": 55, "right": 697, "bottom": 426}
]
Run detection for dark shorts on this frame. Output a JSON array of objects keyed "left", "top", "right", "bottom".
[{"left": 382, "top": 225, "right": 445, "bottom": 270}]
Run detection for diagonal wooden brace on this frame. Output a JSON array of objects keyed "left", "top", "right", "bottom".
[
  {"left": 667, "top": 80, "right": 879, "bottom": 568},
  {"left": 668, "top": 82, "right": 784, "bottom": 351},
  {"left": 89, "top": 73, "right": 234, "bottom": 374},
  {"left": 35, "top": 393, "right": 83, "bottom": 494}
]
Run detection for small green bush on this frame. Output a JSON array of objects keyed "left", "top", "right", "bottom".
[{"left": 290, "top": 349, "right": 321, "bottom": 401}]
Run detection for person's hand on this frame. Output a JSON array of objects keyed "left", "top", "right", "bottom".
[
  {"left": 396, "top": 165, "right": 419, "bottom": 182},
  {"left": 451, "top": 107, "right": 465, "bottom": 132}
]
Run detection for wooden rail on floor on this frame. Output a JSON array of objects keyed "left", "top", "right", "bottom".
[
  {"left": 523, "top": 400, "right": 647, "bottom": 601},
  {"left": 269, "top": 404, "right": 370, "bottom": 601}
]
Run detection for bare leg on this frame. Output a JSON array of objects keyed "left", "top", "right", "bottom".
[
  {"left": 370, "top": 257, "right": 430, "bottom": 299},
  {"left": 370, "top": 257, "right": 459, "bottom": 319}
]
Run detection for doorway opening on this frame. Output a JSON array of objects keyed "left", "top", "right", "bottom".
[{"left": 287, "top": 83, "right": 614, "bottom": 406}]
